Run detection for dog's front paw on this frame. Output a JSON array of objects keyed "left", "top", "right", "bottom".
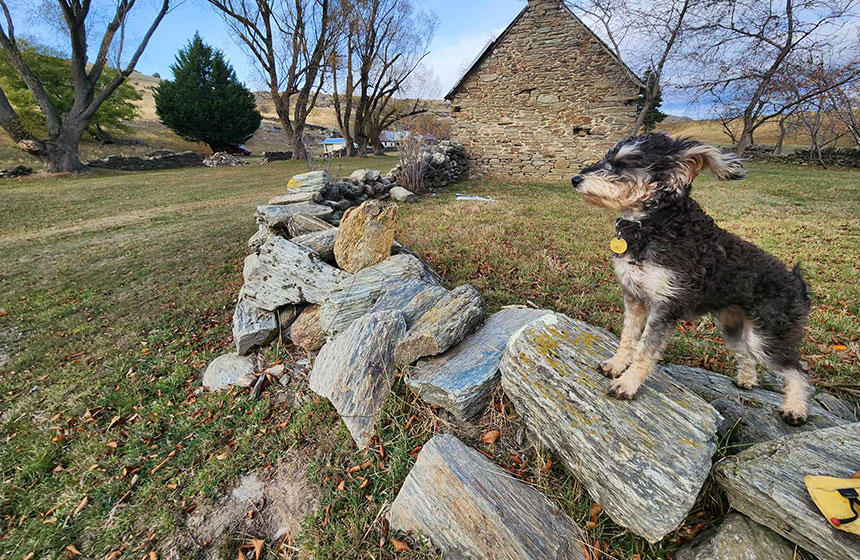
[
  {"left": 608, "top": 376, "right": 641, "bottom": 400},
  {"left": 780, "top": 407, "right": 808, "bottom": 427},
  {"left": 599, "top": 357, "right": 628, "bottom": 379}
]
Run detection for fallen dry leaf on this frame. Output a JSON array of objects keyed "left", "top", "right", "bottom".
[
  {"left": 542, "top": 459, "right": 552, "bottom": 473},
  {"left": 104, "top": 551, "right": 122, "bottom": 560},
  {"left": 336, "top": 479, "right": 345, "bottom": 492},
  {"left": 65, "top": 545, "right": 81, "bottom": 556},
  {"left": 832, "top": 344, "right": 848, "bottom": 351},
  {"left": 237, "top": 551, "right": 247, "bottom": 560},
  {"left": 251, "top": 538, "right": 264, "bottom": 560},
  {"left": 23, "top": 553, "right": 34, "bottom": 560},
  {"left": 148, "top": 552, "right": 157, "bottom": 560},
  {"left": 390, "top": 538, "right": 410, "bottom": 553},
  {"left": 482, "top": 430, "right": 500, "bottom": 444},
  {"left": 73, "top": 496, "right": 88, "bottom": 515}
]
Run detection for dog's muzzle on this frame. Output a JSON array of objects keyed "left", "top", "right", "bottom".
[{"left": 571, "top": 175, "right": 584, "bottom": 190}]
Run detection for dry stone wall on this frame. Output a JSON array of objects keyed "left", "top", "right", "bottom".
[{"left": 446, "top": 0, "right": 640, "bottom": 180}]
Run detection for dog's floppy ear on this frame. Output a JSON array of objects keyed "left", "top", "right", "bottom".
[{"left": 677, "top": 141, "right": 747, "bottom": 182}]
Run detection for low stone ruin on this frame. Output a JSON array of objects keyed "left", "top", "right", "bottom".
[
  {"left": 86, "top": 150, "right": 204, "bottom": 171},
  {"left": 389, "top": 140, "right": 468, "bottom": 188},
  {"left": 744, "top": 144, "right": 860, "bottom": 167},
  {"left": 261, "top": 151, "right": 293, "bottom": 163},
  {"left": 0, "top": 165, "right": 34, "bottom": 178},
  {"left": 203, "top": 152, "right": 249, "bottom": 167},
  {"left": 200, "top": 185, "right": 859, "bottom": 559}
]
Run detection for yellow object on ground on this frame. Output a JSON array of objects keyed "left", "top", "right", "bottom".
[{"left": 805, "top": 474, "right": 860, "bottom": 536}]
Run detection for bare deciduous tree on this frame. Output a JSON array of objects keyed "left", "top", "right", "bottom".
[
  {"left": 330, "top": 0, "right": 435, "bottom": 157},
  {"left": 208, "top": 0, "right": 332, "bottom": 160},
  {"left": 687, "top": 0, "right": 860, "bottom": 155},
  {"left": 0, "top": 0, "right": 170, "bottom": 172}
]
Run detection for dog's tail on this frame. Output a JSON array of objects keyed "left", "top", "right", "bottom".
[{"left": 792, "top": 262, "right": 811, "bottom": 304}]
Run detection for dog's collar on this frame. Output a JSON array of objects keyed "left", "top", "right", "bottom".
[{"left": 611, "top": 218, "right": 642, "bottom": 256}]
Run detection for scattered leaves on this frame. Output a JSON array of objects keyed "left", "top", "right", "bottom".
[
  {"left": 482, "top": 430, "right": 500, "bottom": 444},
  {"left": 390, "top": 538, "right": 410, "bottom": 553}
]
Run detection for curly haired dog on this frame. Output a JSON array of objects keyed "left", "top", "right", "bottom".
[{"left": 571, "top": 133, "right": 812, "bottom": 425}]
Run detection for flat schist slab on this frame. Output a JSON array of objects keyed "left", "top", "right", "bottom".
[
  {"left": 407, "top": 307, "right": 554, "bottom": 421},
  {"left": 675, "top": 513, "right": 796, "bottom": 560},
  {"left": 287, "top": 214, "right": 334, "bottom": 237},
  {"left": 242, "top": 237, "right": 348, "bottom": 311},
  {"left": 393, "top": 284, "right": 486, "bottom": 366},
  {"left": 319, "top": 254, "right": 439, "bottom": 338},
  {"left": 500, "top": 313, "right": 722, "bottom": 543},
  {"left": 389, "top": 434, "right": 588, "bottom": 560},
  {"left": 255, "top": 204, "right": 333, "bottom": 229},
  {"left": 291, "top": 228, "right": 339, "bottom": 262},
  {"left": 662, "top": 365, "right": 847, "bottom": 447},
  {"left": 714, "top": 424, "right": 860, "bottom": 560},
  {"left": 308, "top": 311, "right": 406, "bottom": 449},
  {"left": 370, "top": 279, "right": 449, "bottom": 327},
  {"left": 286, "top": 170, "right": 329, "bottom": 194},
  {"left": 232, "top": 292, "right": 278, "bottom": 355},
  {"left": 202, "top": 353, "right": 257, "bottom": 391}
]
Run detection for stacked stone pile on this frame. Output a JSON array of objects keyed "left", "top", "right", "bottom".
[
  {"left": 263, "top": 169, "right": 418, "bottom": 226},
  {"left": 203, "top": 152, "right": 249, "bottom": 167},
  {"left": 200, "top": 187, "right": 859, "bottom": 559},
  {"left": 0, "top": 165, "right": 34, "bottom": 178},
  {"left": 261, "top": 151, "right": 292, "bottom": 163},
  {"left": 389, "top": 140, "right": 468, "bottom": 189},
  {"left": 87, "top": 150, "right": 204, "bottom": 171}
]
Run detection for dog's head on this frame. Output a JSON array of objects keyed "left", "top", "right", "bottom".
[{"left": 571, "top": 133, "right": 746, "bottom": 212}]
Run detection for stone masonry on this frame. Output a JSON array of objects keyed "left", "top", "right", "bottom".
[{"left": 445, "top": 0, "right": 641, "bottom": 180}]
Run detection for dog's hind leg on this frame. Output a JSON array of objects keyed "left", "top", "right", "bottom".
[
  {"left": 608, "top": 309, "right": 673, "bottom": 399},
  {"left": 774, "top": 366, "right": 810, "bottom": 426},
  {"left": 600, "top": 293, "right": 647, "bottom": 379},
  {"left": 714, "top": 306, "right": 759, "bottom": 390}
]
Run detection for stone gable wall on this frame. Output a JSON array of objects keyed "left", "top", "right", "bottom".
[{"left": 447, "top": 0, "right": 640, "bottom": 181}]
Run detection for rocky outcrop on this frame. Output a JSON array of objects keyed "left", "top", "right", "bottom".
[
  {"left": 202, "top": 353, "right": 257, "bottom": 391},
  {"left": 389, "top": 434, "right": 588, "bottom": 560},
  {"left": 86, "top": 150, "right": 204, "bottom": 171},
  {"left": 308, "top": 311, "right": 406, "bottom": 448},
  {"left": 675, "top": 513, "right": 796, "bottom": 560},
  {"left": 333, "top": 200, "right": 397, "bottom": 273},
  {"left": 500, "top": 313, "right": 721, "bottom": 543},
  {"left": 318, "top": 254, "right": 437, "bottom": 337},
  {"left": 393, "top": 284, "right": 485, "bottom": 365},
  {"left": 369, "top": 279, "right": 448, "bottom": 327},
  {"left": 407, "top": 307, "right": 554, "bottom": 420},
  {"left": 714, "top": 425, "right": 860, "bottom": 560},
  {"left": 241, "top": 237, "right": 346, "bottom": 311},
  {"left": 233, "top": 294, "right": 279, "bottom": 355}
]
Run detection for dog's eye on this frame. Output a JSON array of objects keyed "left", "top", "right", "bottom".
[{"left": 603, "top": 162, "right": 613, "bottom": 171}]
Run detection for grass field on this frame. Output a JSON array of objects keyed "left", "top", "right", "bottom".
[{"left": 1, "top": 159, "right": 858, "bottom": 559}]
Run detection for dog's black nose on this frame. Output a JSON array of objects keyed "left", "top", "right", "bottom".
[{"left": 571, "top": 175, "right": 583, "bottom": 189}]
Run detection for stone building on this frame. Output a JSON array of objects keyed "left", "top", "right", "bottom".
[{"left": 445, "top": 0, "right": 642, "bottom": 180}]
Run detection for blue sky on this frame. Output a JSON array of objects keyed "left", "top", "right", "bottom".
[{"left": 15, "top": 0, "right": 695, "bottom": 115}]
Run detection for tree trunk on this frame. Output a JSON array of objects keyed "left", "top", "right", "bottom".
[
  {"left": 735, "top": 127, "right": 754, "bottom": 156},
  {"left": 40, "top": 124, "right": 87, "bottom": 173},
  {"left": 292, "top": 134, "right": 308, "bottom": 161},
  {"left": 356, "top": 135, "right": 369, "bottom": 157},
  {"left": 773, "top": 119, "right": 788, "bottom": 155},
  {"left": 373, "top": 140, "right": 385, "bottom": 156}
]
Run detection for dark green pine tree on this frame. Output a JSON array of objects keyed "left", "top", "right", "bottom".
[
  {"left": 637, "top": 69, "right": 668, "bottom": 133},
  {"left": 154, "top": 34, "right": 261, "bottom": 152}
]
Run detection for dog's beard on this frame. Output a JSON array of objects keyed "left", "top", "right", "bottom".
[{"left": 577, "top": 175, "right": 651, "bottom": 211}]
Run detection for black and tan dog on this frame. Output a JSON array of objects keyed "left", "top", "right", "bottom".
[{"left": 571, "top": 133, "right": 812, "bottom": 425}]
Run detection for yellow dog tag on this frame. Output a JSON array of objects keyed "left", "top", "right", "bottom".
[
  {"left": 610, "top": 237, "right": 628, "bottom": 255},
  {"left": 805, "top": 474, "right": 860, "bottom": 535}
]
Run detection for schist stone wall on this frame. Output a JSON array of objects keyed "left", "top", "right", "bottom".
[{"left": 445, "top": 0, "right": 641, "bottom": 181}]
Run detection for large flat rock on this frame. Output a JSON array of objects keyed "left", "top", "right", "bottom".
[
  {"left": 370, "top": 279, "right": 448, "bottom": 327},
  {"left": 714, "top": 424, "right": 860, "bottom": 560},
  {"left": 675, "top": 513, "right": 796, "bottom": 560},
  {"left": 389, "top": 434, "right": 588, "bottom": 560},
  {"left": 407, "top": 307, "right": 553, "bottom": 421},
  {"left": 255, "top": 204, "right": 333, "bottom": 229},
  {"left": 500, "top": 313, "right": 722, "bottom": 543},
  {"left": 291, "top": 228, "right": 339, "bottom": 262},
  {"left": 242, "top": 237, "right": 347, "bottom": 311},
  {"left": 662, "top": 365, "right": 847, "bottom": 447},
  {"left": 286, "top": 170, "right": 329, "bottom": 194},
  {"left": 393, "top": 284, "right": 485, "bottom": 366},
  {"left": 319, "top": 254, "right": 437, "bottom": 337},
  {"left": 232, "top": 292, "right": 278, "bottom": 355},
  {"left": 333, "top": 200, "right": 397, "bottom": 273},
  {"left": 308, "top": 311, "right": 406, "bottom": 448}
]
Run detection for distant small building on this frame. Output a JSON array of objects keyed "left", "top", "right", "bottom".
[
  {"left": 322, "top": 137, "right": 346, "bottom": 155},
  {"left": 379, "top": 131, "right": 400, "bottom": 150}
]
